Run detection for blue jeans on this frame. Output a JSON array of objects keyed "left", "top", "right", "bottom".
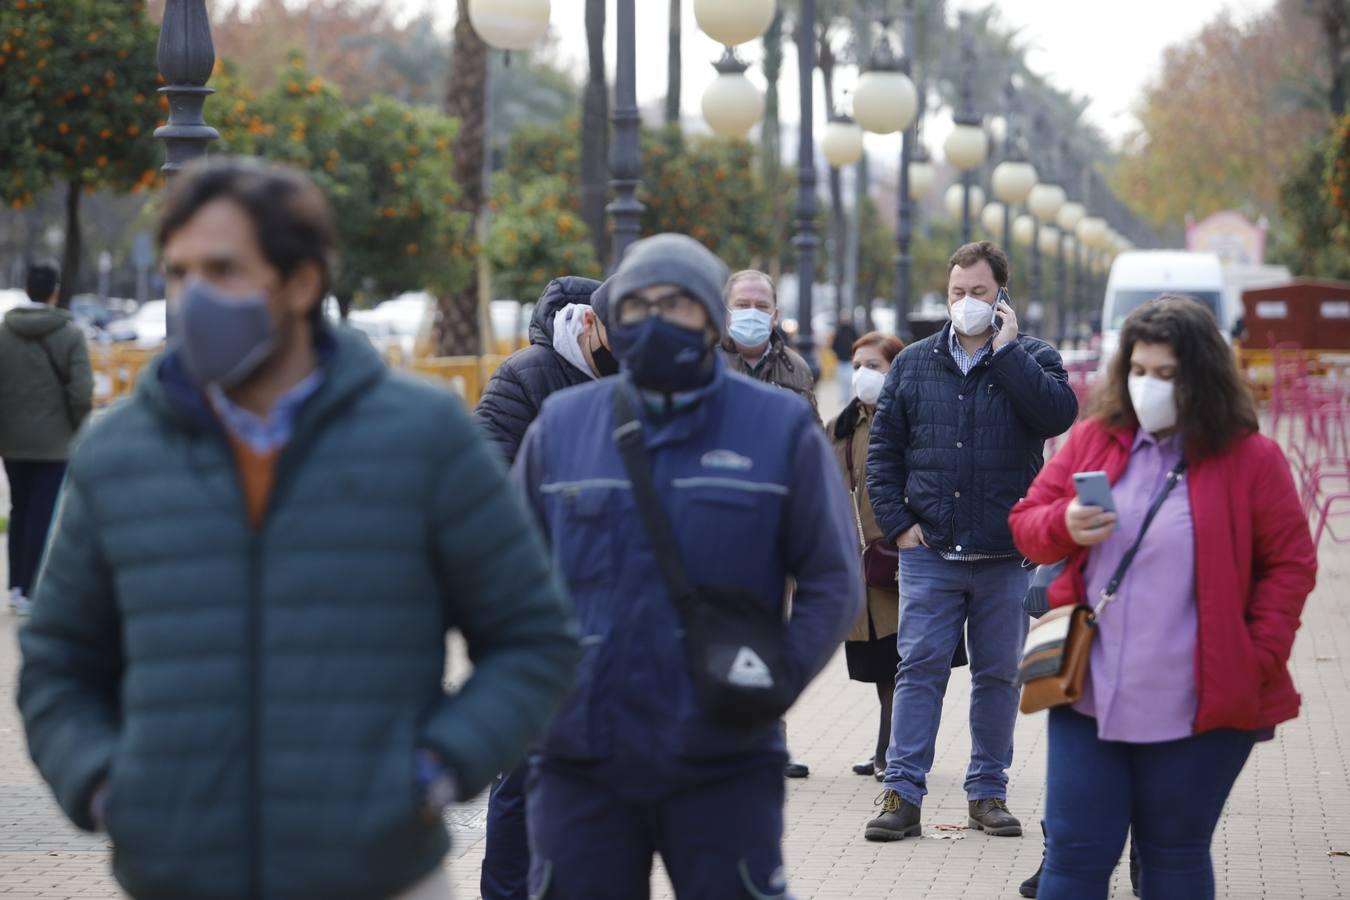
[
  {"left": 882, "top": 547, "right": 1029, "bottom": 806},
  {"left": 1040, "top": 707, "right": 1256, "bottom": 900},
  {"left": 481, "top": 765, "right": 529, "bottom": 900}
]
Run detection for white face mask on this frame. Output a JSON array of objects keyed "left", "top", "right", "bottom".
[
  {"left": 853, "top": 366, "right": 886, "bottom": 406},
  {"left": 949, "top": 297, "right": 996, "bottom": 337},
  {"left": 1128, "top": 374, "right": 1179, "bottom": 434}
]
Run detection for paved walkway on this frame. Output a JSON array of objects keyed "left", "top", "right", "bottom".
[{"left": 2, "top": 483, "right": 1349, "bottom": 898}]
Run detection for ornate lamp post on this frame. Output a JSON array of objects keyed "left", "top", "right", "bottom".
[
  {"left": 852, "top": 3, "right": 920, "bottom": 342},
  {"left": 990, "top": 76, "right": 1036, "bottom": 268},
  {"left": 794, "top": 0, "right": 820, "bottom": 372},
  {"left": 156, "top": 0, "right": 220, "bottom": 176},
  {"left": 608, "top": 0, "right": 642, "bottom": 263},
  {"left": 944, "top": 12, "right": 987, "bottom": 243}
]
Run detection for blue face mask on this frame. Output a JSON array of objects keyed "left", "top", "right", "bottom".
[
  {"left": 728, "top": 307, "right": 773, "bottom": 348},
  {"left": 170, "top": 278, "right": 281, "bottom": 389},
  {"left": 610, "top": 316, "right": 715, "bottom": 394}
]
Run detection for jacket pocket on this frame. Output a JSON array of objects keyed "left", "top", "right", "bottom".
[{"left": 548, "top": 487, "right": 615, "bottom": 587}]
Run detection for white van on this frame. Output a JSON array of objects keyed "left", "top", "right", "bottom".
[{"left": 1100, "top": 251, "right": 1227, "bottom": 368}]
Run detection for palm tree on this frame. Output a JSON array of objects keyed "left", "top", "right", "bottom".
[
  {"left": 440, "top": 0, "right": 489, "bottom": 355},
  {"left": 666, "top": 0, "right": 682, "bottom": 124},
  {"left": 580, "top": 0, "right": 609, "bottom": 267}
]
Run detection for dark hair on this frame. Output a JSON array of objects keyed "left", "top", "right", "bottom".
[
  {"left": 25, "top": 261, "right": 60, "bottom": 304},
  {"left": 724, "top": 269, "right": 777, "bottom": 305},
  {"left": 157, "top": 157, "right": 337, "bottom": 318},
  {"left": 1088, "top": 294, "right": 1258, "bottom": 459},
  {"left": 948, "top": 241, "right": 1009, "bottom": 287},
  {"left": 853, "top": 330, "right": 905, "bottom": 364}
]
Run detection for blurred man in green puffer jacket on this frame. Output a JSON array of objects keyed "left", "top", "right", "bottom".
[{"left": 17, "top": 158, "right": 580, "bottom": 900}]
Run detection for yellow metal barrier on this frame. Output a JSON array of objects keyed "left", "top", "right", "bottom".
[{"left": 91, "top": 345, "right": 159, "bottom": 407}]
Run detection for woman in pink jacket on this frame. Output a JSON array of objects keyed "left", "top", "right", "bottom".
[{"left": 1009, "top": 295, "right": 1317, "bottom": 900}]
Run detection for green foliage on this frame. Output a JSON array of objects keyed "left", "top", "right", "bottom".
[
  {"left": 214, "top": 55, "right": 473, "bottom": 302},
  {"left": 505, "top": 122, "right": 776, "bottom": 269},
  {"left": 488, "top": 176, "right": 602, "bottom": 303},
  {"left": 1271, "top": 122, "right": 1350, "bottom": 279},
  {"left": 0, "top": 0, "right": 165, "bottom": 205}
]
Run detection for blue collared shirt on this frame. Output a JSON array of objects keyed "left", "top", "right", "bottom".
[
  {"left": 949, "top": 327, "right": 997, "bottom": 376},
  {"left": 207, "top": 370, "right": 324, "bottom": 453}
]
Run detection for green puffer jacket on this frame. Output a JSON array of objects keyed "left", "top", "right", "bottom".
[
  {"left": 0, "top": 304, "right": 93, "bottom": 460},
  {"left": 17, "top": 326, "right": 580, "bottom": 900}
]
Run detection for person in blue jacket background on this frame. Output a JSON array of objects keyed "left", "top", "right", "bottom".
[{"left": 514, "top": 233, "right": 862, "bottom": 900}]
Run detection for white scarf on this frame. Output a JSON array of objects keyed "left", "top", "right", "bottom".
[{"left": 552, "top": 303, "right": 597, "bottom": 380}]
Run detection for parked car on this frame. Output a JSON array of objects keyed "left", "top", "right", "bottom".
[{"left": 106, "top": 299, "right": 167, "bottom": 347}]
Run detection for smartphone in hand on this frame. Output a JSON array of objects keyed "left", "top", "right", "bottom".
[{"left": 1072, "top": 471, "right": 1116, "bottom": 513}]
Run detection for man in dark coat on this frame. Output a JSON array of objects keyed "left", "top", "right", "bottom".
[
  {"left": 474, "top": 277, "right": 616, "bottom": 464},
  {"left": 515, "top": 233, "right": 861, "bottom": 899},
  {"left": 17, "top": 159, "right": 579, "bottom": 900},
  {"left": 472, "top": 274, "right": 614, "bottom": 900},
  {"left": 719, "top": 269, "right": 820, "bottom": 422},
  {"left": 863, "top": 241, "right": 1078, "bottom": 843},
  {"left": 0, "top": 261, "right": 93, "bottom": 616}
]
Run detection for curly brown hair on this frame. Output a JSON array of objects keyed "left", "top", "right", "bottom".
[{"left": 1088, "top": 294, "right": 1258, "bottom": 459}]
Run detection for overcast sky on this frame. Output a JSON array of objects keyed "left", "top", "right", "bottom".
[{"left": 392, "top": 0, "right": 1275, "bottom": 152}]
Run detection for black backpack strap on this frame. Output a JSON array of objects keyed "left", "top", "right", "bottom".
[
  {"left": 1095, "top": 458, "right": 1188, "bottom": 615},
  {"left": 611, "top": 387, "right": 696, "bottom": 603}
]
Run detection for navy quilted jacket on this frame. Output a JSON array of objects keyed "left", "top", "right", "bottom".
[
  {"left": 474, "top": 277, "right": 602, "bottom": 464},
  {"left": 866, "top": 323, "right": 1077, "bottom": 556},
  {"left": 17, "top": 325, "right": 580, "bottom": 900}
]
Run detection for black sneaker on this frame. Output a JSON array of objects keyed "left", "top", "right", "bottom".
[
  {"left": 864, "top": 790, "right": 922, "bottom": 841},
  {"left": 968, "top": 798, "right": 1023, "bottom": 837},
  {"left": 784, "top": 761, "right": 810, "bottom": 779},
  {"left": 851, "top": 760, "right": 876, "bottom": 776}
]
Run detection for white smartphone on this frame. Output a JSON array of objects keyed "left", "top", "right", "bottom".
[{"left": 1072, "top": 471, "right": 1116, "bottom": 513}]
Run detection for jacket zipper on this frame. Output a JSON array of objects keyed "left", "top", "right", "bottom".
[{"left": 247, "top": 531, "right": 262, "bottom": 900}]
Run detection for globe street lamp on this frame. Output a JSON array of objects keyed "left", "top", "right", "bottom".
[
  {"left": 980, "top": 201, "right": 1007, "bottom": 238},
  {"left": 156, "top": 0, "right": 220, "bottom": 176},
  {"left": 608, "top": 0, "right": 642, "bottom": 262},
  {"left": 945, "top": 182, "right": 985, "bottom": 224},
  {"left": 794, "top": 0, "right": 820, "bottom": 372},
  {"left": 908, "top": 152, "right": 936, "bottom": 202},
  {"left": 822, "top": 117, "right": 865, "bottom": 169},
  {"left": 467, "top": 0, "right": 551, "bottom": 49},
  {"left": 693, "top": 0, "right": 776, "bottom": 47},
  {"left": 1012, "top": 213, "right": 1036, "bottom": 248},
  {"left": 944, "top": 13, "right": 986, "bottom": 244},
  {"left": 702, "top": 48, "right": 765, "bottom": 139}
]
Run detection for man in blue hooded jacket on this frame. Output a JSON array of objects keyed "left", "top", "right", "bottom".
[{"left": 514, "top": 233, "right": 862, "bottom": 900}]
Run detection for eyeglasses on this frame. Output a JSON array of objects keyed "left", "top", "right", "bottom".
[{"left": 615, "top": 290, "right": 702, "bottom": 325}]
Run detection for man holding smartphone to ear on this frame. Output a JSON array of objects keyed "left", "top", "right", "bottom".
[{"left": 863, "top": 241, "right": 1078, "bottom": 842}]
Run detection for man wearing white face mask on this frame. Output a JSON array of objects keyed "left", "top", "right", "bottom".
[
  {"left": 864, "top": 241, "right": 1078, "bottom": 843},
  {"left": 720, "top": 270, "right": 820, "bottom": 422}
]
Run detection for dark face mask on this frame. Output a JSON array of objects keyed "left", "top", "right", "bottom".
[
  {"left": 169, "top": 278, "right": 281, "bottom": 389},
  {"left": 591, "top": 340, "right": 620, "bottom": 377},
  {"left": 610, "top": 317, "right": 715, "bottom": 394}
]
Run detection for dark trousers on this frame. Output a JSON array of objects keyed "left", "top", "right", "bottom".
[
  {"left": 482, "top": 764, "right": 530, "bottom": 900},
  {"left": 3, "top": 459, "right": 67, "bottom": 597},
  {"left": 526, "top": 759, "right": 789, "bottom": 900},
  {"left": 1040, "top": 707, "right": 1256, "bottom": 900}
]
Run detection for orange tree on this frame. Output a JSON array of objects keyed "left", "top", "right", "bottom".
[
  {"left": 488, "top": 175, "right": 602, "bottom": 303},
  {"left": 216, "top": 55, "right": 473, "bottom": 310},
  {"left": 0, "top": 0, "right": 166, "bottom": 304},
  {"left": 505, "top": 122, "right": 777, "bottom": 272}
]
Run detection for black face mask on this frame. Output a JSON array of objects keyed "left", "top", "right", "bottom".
[{"left": 591, "top": 341, "right": 620, "bottom": 377}]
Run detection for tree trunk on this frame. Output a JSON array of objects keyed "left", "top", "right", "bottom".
[
  {"left": 819, "top": 33, "right": 845, "bottom": 326},
  {"left": 439, "top": 0, "right": 488, "bottom": 357},
  {"left": 60, "top": 179, "right": 82, "bottom": 310},
  {"left": 580, "top": 0, "right": 610, "bottom": 268},
  {"left": 761, "top": 8, "right": 784, "bottom": 279},
  {"left": 666, "top": 0, "right": 682, "bottom": 125}
]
